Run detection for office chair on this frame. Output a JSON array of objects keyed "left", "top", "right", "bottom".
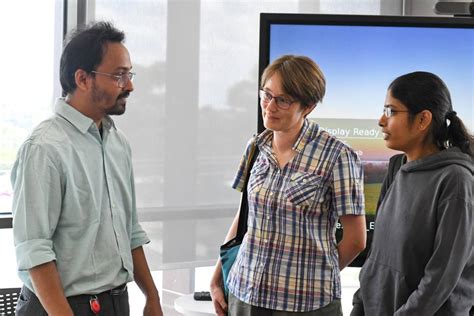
[{"left": 0, "top": 287, "right": 21, "bottom": 315}]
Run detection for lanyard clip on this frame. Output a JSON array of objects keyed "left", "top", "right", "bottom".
[{"left": 89, "top": 295, "right": 101, "bottom": 315}]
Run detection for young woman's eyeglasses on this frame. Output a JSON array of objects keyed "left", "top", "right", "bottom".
[
  {"left": 383, "top": 106, "right": 410, "bottom": 118},
  {"left": 259, "top": 90, "right": 296, "bottom": 110},
  {"left": 91, "top": 71, "right": 135, "bottom": 88}
]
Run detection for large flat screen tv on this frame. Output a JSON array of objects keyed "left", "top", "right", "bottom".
[{"left": 258, "top": 13, "right": 473, "bottom": 267}]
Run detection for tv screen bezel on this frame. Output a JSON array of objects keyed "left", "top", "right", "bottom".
[{"left": 257, "top": 13, "right": 474, "bottom": 267}]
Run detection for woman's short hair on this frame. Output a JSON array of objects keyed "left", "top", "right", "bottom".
[{"left": 260, "top": 55, "right": 326, "bottom": 109}]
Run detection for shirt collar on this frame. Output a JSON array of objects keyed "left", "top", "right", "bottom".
[
  {"left": 55, "top": 98, "right": 116, "bottom": 134},
  {"left": 293, "top": 119, "right": 314, "bottom": 152}
]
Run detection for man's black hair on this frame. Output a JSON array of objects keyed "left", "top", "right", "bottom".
[{"left": 60, "top": 21, "right": 125, "bottom": 94}]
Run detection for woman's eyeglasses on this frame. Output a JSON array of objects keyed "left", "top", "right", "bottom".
[
  {"left": 259, "top": 90, "right": 297, "bottom": 110},
  {"left": 383, "top": 106, "right": 410, "bottom": 118}
]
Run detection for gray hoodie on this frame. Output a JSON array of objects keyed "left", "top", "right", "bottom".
[{"left": 359, "top": 147, "right": 473, "bottom": 316}]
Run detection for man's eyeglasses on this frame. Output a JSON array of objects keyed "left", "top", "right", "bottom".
[
  {"left": 259, "top": 90, "right": 296, "bottom": 110},
  {"left": 383, "top": 106, "right": 410, "bottom": 118},
  {"left": 91, "top": 71, "right": 135, "bottom": 88}
]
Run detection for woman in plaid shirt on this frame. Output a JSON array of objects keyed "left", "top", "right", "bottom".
[{"left": 211, "top": 55, "right": 367, "bottom": 315}]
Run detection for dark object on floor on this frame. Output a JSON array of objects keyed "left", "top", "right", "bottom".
[{"left": 193, "top": 291, "right": 212, "bottom": 301}]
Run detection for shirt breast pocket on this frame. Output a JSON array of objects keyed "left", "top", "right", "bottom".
[
  {"left": 286, "top": 172, "right": 323, "bottom": 207},
  {"left": 248, "top": 162, "right": 269, "bottom": 193}
]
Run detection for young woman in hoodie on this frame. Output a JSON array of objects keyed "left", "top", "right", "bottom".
[{"left": 353, "top": 71, "right": 473, "bottom": 316}]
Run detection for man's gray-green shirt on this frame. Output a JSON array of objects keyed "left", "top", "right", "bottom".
[{"left": 11, "top": 98, "right": 150, "bottom": 296}]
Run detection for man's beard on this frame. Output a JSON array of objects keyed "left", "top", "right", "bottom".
[
  {"left": 106, "top": 91, "right": 129, "bottom": 115},
  {"left": 92, "top": 84, "right": 130, "bottom": 116}
]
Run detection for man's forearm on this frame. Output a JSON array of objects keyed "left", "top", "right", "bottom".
[
  {"left": 29, "top": 261, "right": 73, "bottom": 316},
  {"left": 132, "top": 246, "right": 161, "bottom": 301}
]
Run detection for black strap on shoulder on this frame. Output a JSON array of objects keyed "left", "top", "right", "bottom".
[{"left": 235, "top": 139, "right": 259, "bottom": 239}]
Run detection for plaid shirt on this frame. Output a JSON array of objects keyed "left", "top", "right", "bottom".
[{"left": 227, "top": 119, "right": 365, "bottom": 312}]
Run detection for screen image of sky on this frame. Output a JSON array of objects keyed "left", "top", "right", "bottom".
[
  {"left": 270, "top": 24, "right": 473, "bottom": 129},
  {"left": 269, "top": 23, "right": 473, "bottom": 214}
]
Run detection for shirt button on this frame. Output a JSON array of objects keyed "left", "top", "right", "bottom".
[{"left": 263, "top": 239, "right": 268, "bottom": 244}]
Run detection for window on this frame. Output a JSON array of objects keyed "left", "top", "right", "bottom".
[
  {"left": 0, "top": 0, "right": 63, "bottom": 289},
  {"left": 0, "top": 1, "right": 62, "bottom": 216}
]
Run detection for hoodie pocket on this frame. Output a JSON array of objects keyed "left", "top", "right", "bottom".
[{"left": 360, "top": 257, "right": 412, "bottom": 315}]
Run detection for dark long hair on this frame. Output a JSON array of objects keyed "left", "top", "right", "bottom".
[
  {"left": 389, "top": 71, "right": 473, "bottom": 156},
  {"left": 60, "top": 21, "right": 125, "bottom": 94}
]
